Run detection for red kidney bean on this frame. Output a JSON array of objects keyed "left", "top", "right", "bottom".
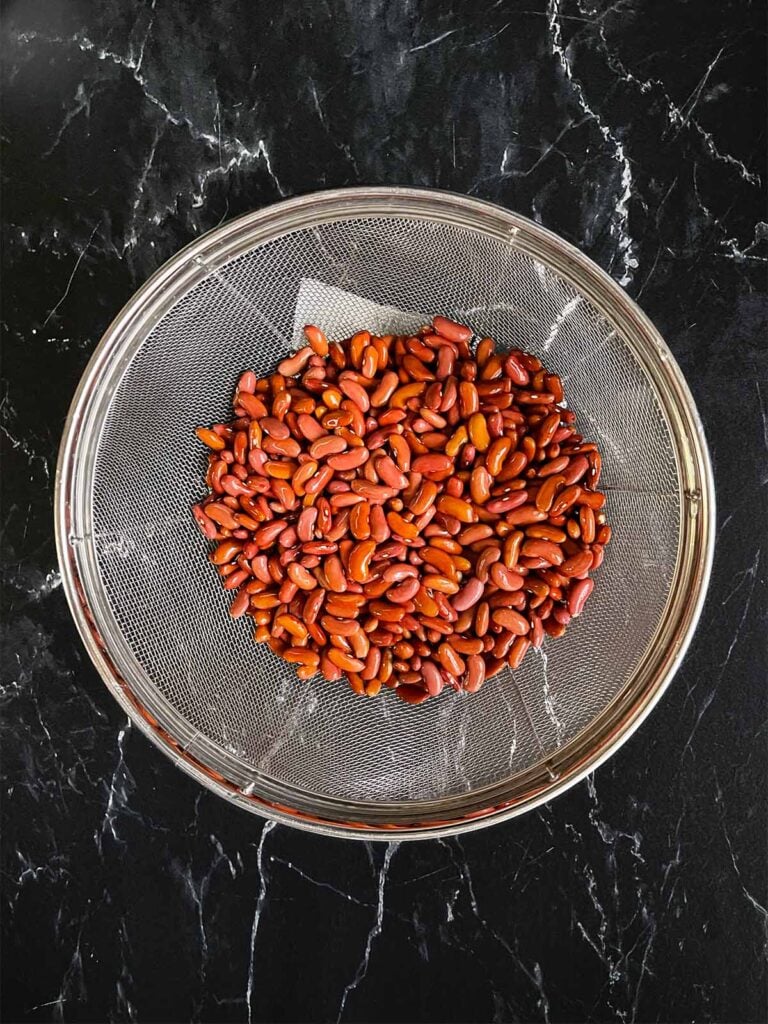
[
  {"left": 491, "top": 608, "right": 529, "bottom": 635},
  {"left": 463, "top": 654, "right": 486, "bottom": 692},
  {"left": 530, "top": 615, "right": 544, "bottom": 648},
  {"left": 489, "top": 563, "right": 524, "bottom": 591},
  {"left": 561, "top": 550, "right": 593, "bottom": 577},
  {"left": 396, "top": 684, "right": 429, "bottom": 704},
  {"left": 192, "top": 504, "right": 218, "bottom": 540},
  {"left": 568, "top": 577, "right": 594, "bottom": 617},
  {"left": 310, "top": 435, "right": 347, "bottom": 459},
  {"left": 223, "top": 569, "right": 249, "bottom": 591},
  {"left": 388, "top": 577, "right": 421, "bottom": 603},
  {"left": 485, "top": 492, "right": 529, "bottom": 514},
  {"left": 552, "top": 605, "right": 571, "bottom": 626},
  {"left": 521, "top": 539, "right": 565, "bottom": 566},
  {"left": 433, "top": 316, "right": 472, "bottom": 344},
  {"left": 452, "top": 577, "right": 484, "bottom": 611},
  {"left": 421, "top": 660, "right": 445, "bottom": 697},
  {"left": 562, "top": 455, "right": 590, "bottom": 485},
  {"left": 327, "top": 448, "right": 370, "bottom": 471},
  {"left": 376, "top": 455, "right": 408, "bottom": 490},
  {"left": 508, "top": 636, "right": 530, "bottom": 669},
  {"left": 339, "top": 379, "right": 370, "bottom": 412}
]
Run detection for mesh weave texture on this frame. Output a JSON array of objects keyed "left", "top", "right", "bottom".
[{"left": 91, "top": 217, "right": 680, "bottom": 803}]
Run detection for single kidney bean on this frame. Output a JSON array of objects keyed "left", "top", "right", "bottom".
[
  {"left": 463, "top": 654, "right": 486, "bottom": 692},
  {"left": 437, "top": 642, "right": 466, "bottom": 677},
  {"left": 387, "top": 511, "right": 419, "bottom": 541},
  {"left": 304, "top": 464, "right": 334, "bottom": 496},
  {"left": 376, "top": 455, "right": 408, "bottom": 489},
  {"left": 568, "top": 577, "right": 594, "bottom": 616},
  {"left": 538, "top": 455, "right": 569, "bottom": 478},
  {"left": 437, "top": 495, "right": 477, "bottom": 524},
  {"left": 521, "top": 539, "right": 565, "bottom": 566},
  {"left": 421, "top": 574, "right": 459, "bottom": 595},
  {"left": 303, "top": 324, "right": 329, "bottom": 356},
  {"left": 229, "top": 588, "right": 251, "bottom": 618},
  {"left": 489, "top": 563, "right": 524, "bottom": 591},
  {"left": 561, "top": 552, "right": 593, "bottom": 577},
  {"left": 549, "top": 484, "right": 582, "bottom": 517},
  {"left": 579, "top": 504, "right": 596, "bottom": 544},
  {"left": 237, "top": 393, "right": 269, "bottom": 419},
  {"left": 508, "top": 636, "right": 530, "bottom": 669},
  {"left": 327, "top": 447, "right": 370, "bottom": 471},
  {"left": 421, "top": 660, "right": 444, "bottom": 697},
  {"left": 296, "top": 413, "right": 326, "bottom": 441},
  {"left": 562, "top": 455, "right": 590, "bottom": 485},
  {"left": 287, "top": 563, "right": 317, "bottom": 590},
  {"left": 492, "top": 608, "right": 529, "bottom": 635},
  {"left": 453, "top": 577, "right": 484, "bottom": 611},
  {"left": 310, "top": 435, "right": 347, "bottom": 459},
  {"left": 422, "top": 550, "right": 455, "bottom": 577},
  {"left": 433, "top": 315, "right": 472, "bottom": 344},
  {"left": 485, "top": 492, "right": 529, "bottom": 514},
  {"left": 348, "top": 539, "right": 376, "bottom": 583},
  {"left": 388, "top": 577, "right": 421, "bottom": 603}
]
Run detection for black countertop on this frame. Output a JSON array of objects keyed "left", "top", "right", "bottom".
[{"left": 2, "top": 2, "right": 766, "bottom": 1021}]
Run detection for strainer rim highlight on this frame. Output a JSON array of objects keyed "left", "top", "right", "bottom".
[{"left": 55, "top": 187, "right": 715, "bottom": 840}]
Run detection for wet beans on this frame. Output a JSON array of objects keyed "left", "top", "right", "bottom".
[{"left": 194, "top": 316, "right": 610, "bottom": 703}]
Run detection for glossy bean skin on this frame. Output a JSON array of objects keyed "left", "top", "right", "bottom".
[
  {"left": 464, "top": 654, "right": 486, "bottom": 692},
  {"left": 453, "top": 577, "right": 484, "bottom": 611},
  {"left": 568, "top": 577, "right": 594, "bottom": 616},
  {"left": 433, "top": 316, "right": 473, "bottom": 344},
  {"left": 194, "top": 316, "right": 610, "bottom": 700}
]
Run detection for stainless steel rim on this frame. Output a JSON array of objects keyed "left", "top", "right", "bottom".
[{"left": 55, "top": 187, "right": 715, "bottom": 840}]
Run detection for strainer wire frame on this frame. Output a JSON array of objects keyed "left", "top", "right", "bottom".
[{"left": 55, "top": 187, "right": 715, "bottom": 840}]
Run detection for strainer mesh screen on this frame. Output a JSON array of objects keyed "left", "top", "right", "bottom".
[{"left": 91, "top": 217, "right": 679, "bottom": 803}]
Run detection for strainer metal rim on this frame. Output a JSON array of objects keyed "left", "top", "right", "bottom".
[{"left": 55, "top": 187, "right": 715, "bottom": 840}]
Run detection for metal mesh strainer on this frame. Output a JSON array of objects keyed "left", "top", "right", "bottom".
[{"left": 55, "top": 188, "right": 714, "bottom": 839}]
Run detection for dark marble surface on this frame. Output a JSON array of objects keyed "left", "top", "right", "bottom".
[{"left": 2, "top": 1, "right": 767, "bottom": 1021}]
